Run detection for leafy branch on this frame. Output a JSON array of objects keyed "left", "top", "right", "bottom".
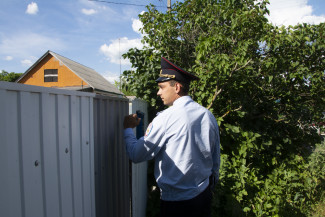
[{"left": 207, "top": 59, "right": 252, "bottom": 109}]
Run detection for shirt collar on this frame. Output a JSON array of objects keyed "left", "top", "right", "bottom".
[{"left": 173, "top": 95, "right": 192, "bottom": 106}]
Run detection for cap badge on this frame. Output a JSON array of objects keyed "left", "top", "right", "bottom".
[{"left": 159, "top": 69, "right": 176, "bottom": 79}]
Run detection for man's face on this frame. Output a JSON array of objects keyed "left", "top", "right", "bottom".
[{"left": 157, "top": 81, "right": 179, "bottom": 106}]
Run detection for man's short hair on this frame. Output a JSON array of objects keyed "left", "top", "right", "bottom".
[{"left": 169, "top": 80, "right": 190, "bottom": 95}]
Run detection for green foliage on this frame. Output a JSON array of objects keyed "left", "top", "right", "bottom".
[
  {"left": 122, "top": 0, "right": 325, "bottom": 216},
  {"left": 310, "top": 193, "right": 325, "bottom": 217},
  {"left": 215, "top": 141, "right": 325, "bottom": 217},
  {"left": 0, "top": 70, "right": 22, "bottom": 82},
  {"left": 122, "top": 48, "right": 164, "bottom": 117}
]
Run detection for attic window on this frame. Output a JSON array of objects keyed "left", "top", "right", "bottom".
[{"left": 44, "top": 69, "right": 58, "bottom": 82}]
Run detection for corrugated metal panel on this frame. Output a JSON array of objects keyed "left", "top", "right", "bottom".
[
  {"left": 93, "top": 95, "right": 130, "bottom": 217},
  {"left": 0, "top": 81, "right": 96, "bottom": 217},
  {"left": 127, "top": 96, "right": 148, "bottom": 217}
]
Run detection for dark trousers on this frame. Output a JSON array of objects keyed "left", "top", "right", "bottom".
[{"left": 160, "top": 187, "right": 212, "bottom": 217}]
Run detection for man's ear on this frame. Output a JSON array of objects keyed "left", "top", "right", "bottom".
[{"left": 175, "top": 82, "right": 182, "bottom": 94}]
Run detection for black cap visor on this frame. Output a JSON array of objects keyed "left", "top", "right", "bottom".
[{"left": 155, "top": 77, "right": 173, "bottom": 83}]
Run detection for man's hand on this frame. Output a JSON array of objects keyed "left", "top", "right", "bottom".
[{"left": 124, "top": 114, "right": 141, "bottom": 129}]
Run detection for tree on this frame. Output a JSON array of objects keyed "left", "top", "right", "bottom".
[
  {"left": 122, "top": 0, "right": 325, "bottom": 216},
  {"left": 0, "top": 70, "right": 23, "bottom": 82}
]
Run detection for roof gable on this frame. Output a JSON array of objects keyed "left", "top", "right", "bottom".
[{"left": 17, "top": 50, "right": 122, "bottom": 96}]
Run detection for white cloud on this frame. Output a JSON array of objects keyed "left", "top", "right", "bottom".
[
  {"left": 0, "top": 33, "right": 65, "bottom": 59},
  {"left": 26, "top": 2, "right": 39, "bottom": 15},
  {"left": 81, "top": 8, "right": 97, "bottom": 15},
  {"left": 4, "top": 56, "right": 13, "bottom": 61},
  {"left": 21, "top": 59, "right": 34, "bottom": 67},
  {"left": 102, "top": 71, "right": 120, "bottom": 84},
  {"left": 132, "top": 11, "right": 145, "bottom": 35},
  {"left": 267, "top": 0, "right": 325, "bottom": 26},
  {"left": 100, "top": 37, "right": 143, "bottom": 65},
  {"left": 132, "top": 18, "right": 143, "bottom": 34},
  {"left": 99, "top": 13, "right": 147, "bottom": 67}
]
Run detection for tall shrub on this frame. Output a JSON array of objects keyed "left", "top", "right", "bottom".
[{"left": 122, "top": 0, "right": 325, "bottom": 216}]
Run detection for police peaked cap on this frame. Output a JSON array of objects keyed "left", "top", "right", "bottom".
[{"left": 155, "top": 57, "right": 200, "bottom": 83}]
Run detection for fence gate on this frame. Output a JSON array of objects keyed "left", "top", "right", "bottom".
[{"left": 93, "top": 95, "right": 130, "bottom": 217}]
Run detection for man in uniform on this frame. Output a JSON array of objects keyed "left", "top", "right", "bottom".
[{"left": 123, "top": 57, "right": 220, "bottom": 217}]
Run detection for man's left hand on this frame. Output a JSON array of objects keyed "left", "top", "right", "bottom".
[{"left": 124, "top": 114, "right": 141, "bottom": 129}]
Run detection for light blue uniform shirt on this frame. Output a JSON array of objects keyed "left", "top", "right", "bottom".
[{"left": 124, "top": 96, "right": 220, "bottom": 201}]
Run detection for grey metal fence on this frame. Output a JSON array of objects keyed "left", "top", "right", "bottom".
[
  {"left": 0, "top": 82, "right": 148, "bottom": 217},
  {"left": 127, "top": 96, "right": 148, "bottom": 217},
  {"left": 93, "top": 95, "right": 130, "bottom": 217},
  {"left": 0, "top": 81, "right": 96, "bottom": 217}
]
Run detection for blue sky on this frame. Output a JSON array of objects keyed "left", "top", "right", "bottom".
[{"left": 0, "top": 0, "right": 324, "bottom": 84}]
